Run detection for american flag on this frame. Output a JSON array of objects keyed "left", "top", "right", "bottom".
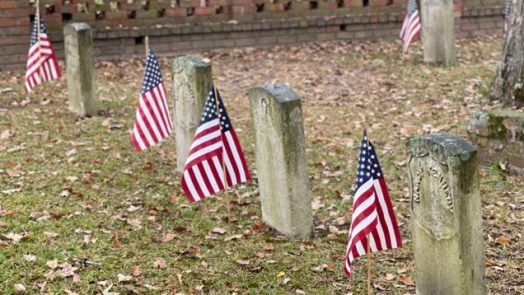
[
  {"left": 344, "top": 131, "right": 402, "bottom": 277},
  {"left": 400, "top": 0, "right": 421, "bottom": 53},
  {"left": 181, "top": 86, "right": 250, "bottom": 203},
  {"left": 505, "top": 0, "right": 511, "bottom": 32},
  {"left": 131, "top": 50, "right": 173, "bottom": 152},
  {"left": 24, "top": 15, "right": 61, "bottom": 93}
]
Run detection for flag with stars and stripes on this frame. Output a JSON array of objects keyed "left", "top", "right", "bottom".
[
  {"left": 399, "top": 0, "right": 421, "bottom": 53},
  {"left": 131, "top": 50, "right": 173, "bottom": 151},
  {"left": 24, "top": 15, "right": 61, "bottom": 93},
  {"left": 505, "top": 0, "right": 511, "bottom": 32},
  {"left": 344, "top": 131, "right": 402, "bottom": 278},
  {"left": 181, "top": 86, "right": 250, "bottom": 203}
]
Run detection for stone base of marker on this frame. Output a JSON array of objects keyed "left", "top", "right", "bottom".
[
  {"left": 64, "top": 23, "right": 96, "bottom": 116},
  {"left": 467, "top": 108, "right": 524, "bottom": 175},
  {"left": 420, "top": 0, "right": 456, "bottom": 66},
  {"left": 172, "top": 56, "right": 212, "bottom": 172},
  {"left": 407, "top": 134, "right": 485, "bottom": 295},
  {"left": 248, "top": 83, "right": 313, "bottom": 240}
]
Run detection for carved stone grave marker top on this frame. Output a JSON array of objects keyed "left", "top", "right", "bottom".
[
  {"left": 172, "top": 56, "right": 212, "bottom": 172},
  {"left": 407, "top": 134, "right": 485, "bottom": 295},
  {"left": 248, "top": 83, "right": 313, "bottom": 240}
]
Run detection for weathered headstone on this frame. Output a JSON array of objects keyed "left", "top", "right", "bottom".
[
  {"left": 468, "top": 109, "right": 524, "bottom": 175},
  {"left": 64, "top": 23, "right": 96, "bottom": 116},
  {"left": 172, "top": 56, "right": 213, "bottom": 172},
  {"left": 248, "top": 83, "right": 313, "bottom": 240},
  {"left": 420, "top": 0, "right": 456, "bottom": 66},
  {"left": 407, "top": 134, "right": 485, "bottom": 295}
]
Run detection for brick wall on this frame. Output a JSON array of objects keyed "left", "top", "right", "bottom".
[{"left": 0, "top": 0, "right": 506, "bottom": 72}]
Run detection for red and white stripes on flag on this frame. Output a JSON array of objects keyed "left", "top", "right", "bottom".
[
  {"left": 181, "top": 87, "right": 250, "bottom": 203},
  {"left": 24, "top": 16, "right": 61, "bottom": 93},
  {"left": 344, "top": 132, "right": 402, "bottom": 278},
  {"left": 400, "top": 0, "right": 421, "bottom": 53},
  {"left": 131, "top": 50, "right": 173, "bottom": 151}
]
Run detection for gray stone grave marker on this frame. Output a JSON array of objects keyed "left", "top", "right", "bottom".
[
  {"left": 248, "top": 83, "right": 313, "bottom": 240},
  {"left": 421, "top": 0, "right": 456, "bottom": 66},
  {"left": 172, "top": 56, "right": 213, "bottom": 172},
  {"left": 407, "top": 134, "right": 485, "bottom": 295},
  {"left": 64, "top": 23, "right": 96, "bottom": 116}
]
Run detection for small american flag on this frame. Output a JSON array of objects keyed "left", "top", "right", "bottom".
[
  {"left": 344, "top": 131, "right": 402, "bottom": 277},
  {"left": 181, "top": 86, "right": 250, "bottom": 203},
  {"left": 24, "top": 16, "right": 61, "bottom": 93},
  {"left": 132, "top": 50, "right": 173, "bottom": 152},
  {"left": 400, "top": 0, "right": 421, "bottom": 53}
]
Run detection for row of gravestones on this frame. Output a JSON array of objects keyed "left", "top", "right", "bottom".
[{"left": 64, "top": 23, "right": 485, "bottom": 294}]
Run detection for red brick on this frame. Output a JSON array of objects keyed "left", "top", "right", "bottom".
[
  {"left": 105, "top": 11, "right": 127, "bottom": 20},
  {"left": 72, "top": 13, "right": 96, "bottom": 22},
  {"left": 231, "top": 0, "right": 254, "bottom": 5},
  {"left": 195, "top": 7, "right": 216, "bottom": 15},
  {"left": 0, "top": 1, "right": 17, "bottom": 9},
  {"left": 0, "top": 36, "right": 29, "bottom": 46},
  {"left": 0, "top": 8, "right": 29, "bottom": 18},
  {"left": 166, "top": 8, "right": 187, "bottom": 17},
  {"left": 0, "top": 18, "right": 19, "bottom": 27},
  {"left": 265, "top": 3, "right": 285, "bottom": 12},
  {"left": 232, "top": 5, "right": 256, "bottom": 14}
]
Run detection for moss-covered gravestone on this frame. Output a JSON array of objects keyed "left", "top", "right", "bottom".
[
  {"left": 407, "top": 134, "right": 485, "bottom": 295},
  {"left": 248, "top": 83, "right": 313, "bottom": 240},
  {"left": 468, "top": 109, "right": 524, "bottom": 174},
  {"left": 172, "top": 56, "right": 212, "bottom": 172},
  {"left": 421, "top": 0, "right": 456, "bottom": 66},
  {"left": 64, "top": 23, "right": 96, "bottom": 116}
]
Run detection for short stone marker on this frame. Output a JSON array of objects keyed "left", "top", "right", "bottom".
[
  {"left": 468, "top": 109, "right": 524, "bottom": 174},
  {"left": 248, "top": 83, "right": 313, "bottom": 240},
  {"left": 420, "top": 0, "right": 456, "bottom": 66},
  {"left": 64, "top": 23, "right": 96, "bottom": 116},
  {"left": 172, "top": 56, "right": 213, "bottom": 172},
  {"left": 407, "top": 134, "right": 485, "bottom": 295}
]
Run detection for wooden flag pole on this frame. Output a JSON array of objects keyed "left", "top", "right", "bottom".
[
  {"left": 363, "top": 125, "right": 372, "bottom": 295},
  {"left": 367, "top": 235, "right": 373, "bottom": 295},
  {"left": 36, "top": 0, "right": 41, "bottom": 39},
  {"left": 145, "top": 36, "right": 149, "bottom": 59},
  {"left": 36, "top": 0, "right": 42, "bottom": 71},
  {"left": 212, "top": 83, "right": 232, "bottom": 226}
]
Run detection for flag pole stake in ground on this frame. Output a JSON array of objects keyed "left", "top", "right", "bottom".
[
  {"left": 364, "top": 126, "right": 373, "bottom": 295},
  {"left": 367, "top": 236, "right": 372, "bottom": 295},
  {"left": 212, "top": 83, "right": 232, "bottom": 226},
  {"left": 36, "top": 0, "right": 42, "bottom": 79},
  {"left": 36, "top": 0, "right": 41, "bottom": 38},
  {"left": 145, "top": 36, "right": 149, "bottom": 59}
]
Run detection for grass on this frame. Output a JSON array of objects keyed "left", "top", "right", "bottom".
[{"left": 0, "top": 35, "right": 523, "bottom": 294}]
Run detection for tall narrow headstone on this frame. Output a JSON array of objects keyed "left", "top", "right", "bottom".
[
  {"left": 407, "top": 134, "right": 485, "bottom": 295},
  {"left": 248, "top": 83, "right": 313, "bottom": 240},
  {"left": 420, "top": 0, "right": 456, "bottom": 66},
  {"left": 64, "top": 23, "right": 96, "bottom": 116},
  {"left": 172, "top": 56, "right": 212, "bottom": 172}
]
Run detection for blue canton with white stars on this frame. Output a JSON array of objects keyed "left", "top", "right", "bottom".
[
  {"left": 355, "top": 132, "right": 383, "bottom": 190},
  {"left": 141, "top": 51, "right": 163, "bottom": 94},
  {"left": 30, "top": 16, "right": 48, "bottom": 46},
  {"left": 406, "top": 0, "right": 418, "bottom": 16},
  {"left": 200, "top": 86, "right": 233, "bottom": 133}
]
